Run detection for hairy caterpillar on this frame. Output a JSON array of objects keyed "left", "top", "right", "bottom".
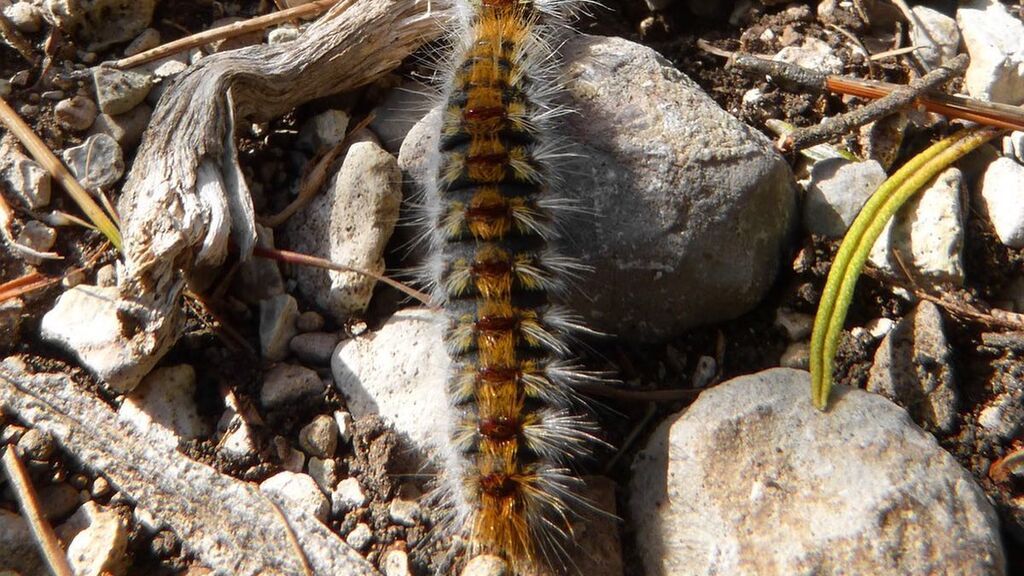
[{"left": 413, "top": 0, "right": 605, "bottom": 572}]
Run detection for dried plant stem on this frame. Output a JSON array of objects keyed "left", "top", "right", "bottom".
[
  {"left": 809, "top": 126, "right": 1002, "bottom": 410},
  {"left": 114, "top": 0, "right": 340, "bottom": 69},
  {"left": 2, "top": 446, "right": 74, "bottom": 576},
  {"left": 251, "top": 245, "right": 437, "bottom": 309},
  {"left": 0, "top": 97, "right": 122, "bottom": 250}
]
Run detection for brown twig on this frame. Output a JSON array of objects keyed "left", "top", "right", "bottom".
[
  {"left": 0, "top": 97, "right": 122, "bottom": 250},
  {"left": 260, "top": 112, "right": 376, "bottom": 228},
  {"left": 780, "top": 54, "right": 969, "bottom": 152},
  {"left": 1, "top": 446, "right": 74, "bottom": 576},
  {"left": 0, "top": 242, "right": 111, "bottom": 303},
  {"left": 113, "top": 0, "right": 341, "bottom": 69},
  {"left": 251, "top": 245, "right": 437, "bottom": 309}
]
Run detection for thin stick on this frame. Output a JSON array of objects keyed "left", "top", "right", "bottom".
[
  {"left": 0, "top": 97, "right": 122, "bottom": 250},
  {"left": 251, "top": 245, "right": 438, "bottom": 309},
  {"left": 260, "top": 112, "right": 376, "bottom": 228},
  {"left": 2, "top": 446, "right": 74, "bottom": 576},
  {"left": 781, "top": 54, "right": 968, "bottom": 152},
  {"left": 0, "top": 242, "right": 111, "bottom": 303},
  {"left": 113, "top": 0, "right": 340, "bottom": 69}
]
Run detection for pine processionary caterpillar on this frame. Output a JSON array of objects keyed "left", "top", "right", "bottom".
[{"left": 414, "top": 0, "right": 606, "bottom": 572}]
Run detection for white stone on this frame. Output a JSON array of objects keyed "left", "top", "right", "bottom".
[
  {"left": 0, "top": 143, "right": 51, "bottom": 209},
  {"left": 16, "top": 220, "right": 56, "bottom": 262},
  {"left": 55, "top": 95, "right": 98, "bottom": 131},
  {"left": 118, "top": 364, "right": 208, "bottom": 442},
  {"left": 259, "top": 472, "right": 330, "bottom": 522},
  {"left": 332, "top": 308, "right": 449, "bottom": 455},
  {"left": 331, "top": 477, "right": 368, "bottom": 515},
  {"left": 387, "top": 498, "right": 420, "bottom": 527},
  {"left": 345, "top": 523, "right": 373, "bottom": 550},
  {"left": 297, "top": 109, "right": 350, "bottom": 152},
  {"left": 260, "top": 363, "right": 325, "bottom": 409},
  {"left": 868, "top": 167, "right": 965, "bottom": 286},
  {"left": 216, "top": 410, "right": 257, "bottom": 461},
  {"left": 334, "top": 410, "right": 354, "bottom": 444},
  {"left": 773, "top": 37, "right": 844, "bottom": 74},
  {"left": 1003, "top": 131, "right": 1024, "bottom": 163},
  {"left": 382, "top": 550, "right": 410, "bottom": 576},
  {"left": 977, "top": 157, "right": 1024, "bottom": 247},
  {"left": 802, "top": 158, "right": 886, "bottom": 237},
  {"left": 57, "top": 502, "right": 128, "bottom": 576},
  {"left": 308, "top": 457, "right": 338, "bottom": 494},
  {"left": 461, "top": 555, "right": 509, "bottom": 576},
  {"left": 62, "top": 133, "right": 125, "bottom": 190},
  {"left": 957, "top": 0, "right": 1024, "bottom": 105},
  {"left": 259, "top": 293, "right": 299, "bottom": 361},
  {"left": 268, "top": 25, "right": 301, "bottom": 45},
  {"left": 41, "top": 284, "right": 176, "bottom": 393},
  {"left": 910, "top": 5, "right": 960, "bottom": 67},
  {"left": 630, "top": 368, "right": 1005, "bottom": 576},
  {"left": 285, "top": 141, "right": 401, "bottom": 322}
]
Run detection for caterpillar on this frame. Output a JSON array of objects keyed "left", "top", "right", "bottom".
[{"left": 414, "top": 0, "right": 605, "bottom": 572}]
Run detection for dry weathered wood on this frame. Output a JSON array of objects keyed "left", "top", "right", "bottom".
[
  {"left": 42, "top": 0, "right": 452, "bottom": 391},
  {"left": 0, "top": 358, "right": 381, "bottom": 576}
]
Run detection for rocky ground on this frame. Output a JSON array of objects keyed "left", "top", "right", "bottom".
[{"left": 1, "top": 0, "right": 1023, "bottom": 575}]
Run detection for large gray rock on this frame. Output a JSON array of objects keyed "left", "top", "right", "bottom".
[
  {"left": 630, "top": 368, "right": 1005, "bottom": 576},
  {"left": 401, "top": 35, "right": 797, "bottom": 341},
  {"left": 285, "top": 141, "right": 402, "bottom": 323}
]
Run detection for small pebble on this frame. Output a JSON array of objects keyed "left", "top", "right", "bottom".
[
  {"left": 57, "top": 502, "right": 128, "bottom": 576},
  {"left": 16, "top": 220, "right": 57, "bottom": 258},
  {"left": 334, "top": 410, "right": 354, "bottom": 444},
  {"left": 307, "top": 457, "right": 338, "bottom": 494},
  {"left": 461, "top": 555, "right": 509, "bottom": 576},
  {"left": 774, "top": 308, "right": 813, "bottom": 341},
  {"left": 10, "top": 70, "right": 30, "bottom": 86},
  {"left": 272, "top": 436, "right": 306, "bottom": 473},
  {"left": 296, "top": 310, "right": 325, "bottom": 332},
  {"left": 55, "top": 95, "right": 99, "bottom": 131},
  {"left": 4, "top": 2, "right": 42, "bottom": 34},
  {"left": 260, "top": 364, "right": 325, "bottom": 409},
  {"left": 289, "top": 331, "right": 340, "bottom": 365},
  {"left": 17, "top": 428, "right": 55, "bottom": 460},
  {"left": 259, "top": 293, "right": 299, "bottom": 362},
  {"left": 331, "top": 477, "right": 368, "bottom": 515},
  {"left": 39, "top": 483, "right": 81, "bottom": 520},
  {"left": 259, "top": 472, "right": 330, "bottom": 522},
  {"left": 268, "top": 25, "right": 301, "bottom": 44},
  {"left": 62, "top": 134, "right": 125, "bottom": 189},
  {"left": 345, "top": 523, "right": 373, "bottom": 551},
  {"left": 91, "top": 477, "right": 111, "bottom": 498},
  {"left": 93, "top": 66, "right": 154, "bottom": 115},
  {"left": 382, "top": 550, "right": 410, "bottom": 576},
  {"left": 95, "top": 264, "right": 117, "bottom": 287},
  {"left": 298, "top": 414, "right": 339, "bottom": 458},
  {"left": 90, "top": 104, "right": 153, "bottom": 150},
  {"left": 388, "top": 498, "right": 421, "bottom": 527},
  {"left": 779, "top": 341, "right": 810, "bottom": 370},
  {"left": 977, "top": 157, "right": 1024, "bottom": 248}
]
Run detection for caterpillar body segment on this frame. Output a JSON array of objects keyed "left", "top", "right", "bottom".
[{"left": 417, "top": 0, "right": 605, "bottom": 572}]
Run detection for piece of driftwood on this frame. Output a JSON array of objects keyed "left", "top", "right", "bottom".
[
  {"left": 0, "top": 357, "right": 381, "bottom": 576},
  {"left": 42, "top": 0, "right": 452, "bottom": 391}
]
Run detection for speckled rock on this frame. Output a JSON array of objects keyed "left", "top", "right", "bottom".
[
  {"left": 802, "top": 158, "right": 886, "bottom": 237},
  {"left": 62, "top": 133, "right": 124, "bottom": 189},
  {"left": 868, "top": 167, "right": 965, "bottom": 287},
  {"left": 259, "top": 472, "right": 330, "bottom": 522},
  {"left": 630, "top": 368, "right": 1005, "bottom": 576},
  {"left": 346, "top": 523, "right": 373, "bottom": 550},
  {"left": 284, "top": 141, "right": 401, "bottom": 323},
  {"left": 44, "top": 0, "right": 156, "bottom": 50},
  {"left": 296, "top": 109, "right": 350, "bottom": 152},
  {"left": 118, "top": 364, "right": 209, "bottom": 441},
  {"left": 957, "top": 0, "right": 1024, "bottom": 105},
  {"left": 909, "top": 5, "right": 960, "bottom": 68},
  {"left": 92, "top": 66, "right": 154, "bottom": 115},
  {"left": 773, "top": 37, "right": 843, "bottom": 74},
  {"left": 404, "top": 35, "right": 797, "bottom": 340},
  {"left": 332, "top": 308, "right": 448, "bottom": 455},
  {"left": 89, "top": 104, "right": 153, "bottom": 150},
  {"left": 298, "top": 414, "right": 339, "bottom": 458},
  {"left": 0, "top": 143, "right": 51, "bottom": 209},
  {"left": 0, "top": 510, "right": 45, "bottom": 574},
  {"left": 866, "top": 301, "right": 958, "bottom": 433},
  {"left": 332, "top": 477, "right": 368, "bottom": 515}
]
